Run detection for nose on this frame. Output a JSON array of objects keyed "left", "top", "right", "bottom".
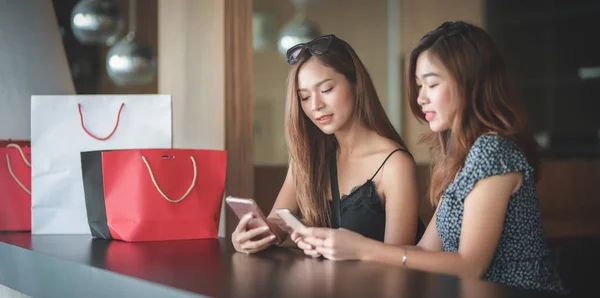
[
  {"left": 311, "top": 94, "right": 325, "bottom": 111},
  {"left": 416, "top": 87, "right": 428, "bottom": 107}
]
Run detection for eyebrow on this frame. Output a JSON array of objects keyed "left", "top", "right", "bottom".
[
  {"left": 415, "top": 72, "right": 440, "bottom": 81},
  {"left": 297, "top": 78, "right": 333, "bottom": 92}
]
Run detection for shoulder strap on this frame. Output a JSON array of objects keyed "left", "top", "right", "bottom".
[
  {"left": 330, "top": 153, "right": 341, "bottom": 229},
  {"left": 370, "top": 148, "right": 411, "bottom": 180}
]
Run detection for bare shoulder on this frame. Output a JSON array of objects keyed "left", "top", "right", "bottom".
[
  {"left": 380, "top": 149, "right": 416, "bottom": 179},
  {"left": 373, "top": 137, "right": 413, "bottom": 162},
  {"left": 372, "top": 137, "right": 418, "bottom": 204},
  {"left": 370, "top": 136, "right": 416, "bottom": 178}
]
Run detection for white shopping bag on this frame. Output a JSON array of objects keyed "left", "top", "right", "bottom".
[{"left": 31, "top": 95, "right": 172, "bottom": 234}]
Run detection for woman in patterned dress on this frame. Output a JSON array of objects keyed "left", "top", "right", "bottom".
[{"left": 295, "top": 21, "right": 566, "bottom": 295}]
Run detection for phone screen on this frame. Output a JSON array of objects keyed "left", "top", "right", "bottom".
[
  {"left": 225, "top": 197, "right": 266, "bottom": 220},
  {"left": 275, "top": 209, "right": 306, "bottom": 231},
  {"left": 225, "top": 197, "right": 281, "bottom": 242}
]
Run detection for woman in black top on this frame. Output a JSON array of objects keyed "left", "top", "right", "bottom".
[{"left": 231, "top": 35, "right": 424, "bottom": 255}]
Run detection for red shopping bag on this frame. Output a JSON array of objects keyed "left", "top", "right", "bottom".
[
  {"left": 0, "top": 142, "right": 31, "bottom": 231},
  {"left": 0, "top": 140, "right": 30, "bottom": 147},
  {"left": 81, "top": 149, "right": 227, "bottom": 242}
]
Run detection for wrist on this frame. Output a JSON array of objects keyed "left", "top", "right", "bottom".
[{"left": 358, "top": 236, "right": 378, "bottom": 261}]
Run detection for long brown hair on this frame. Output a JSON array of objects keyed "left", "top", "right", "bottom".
[
  {"left": 407, "top": 21, "right": 540, "bottom": 206},
  {"left": 285, "top": 36, "right": 407, "bottom": 227}
]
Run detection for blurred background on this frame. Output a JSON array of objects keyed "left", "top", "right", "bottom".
[{"left": 40, "top": 0, "right": 600, "bottom": 296}]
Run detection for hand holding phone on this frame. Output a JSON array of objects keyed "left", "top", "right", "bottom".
[
  {"left": 225, "top": 196, "right": 281, "bottom": 253},
  {"left": 276, "top": 209, "right": 321, "bottom": 257},
  {"left": 275, "top": 208, "right": 306, "bottom": 231}
]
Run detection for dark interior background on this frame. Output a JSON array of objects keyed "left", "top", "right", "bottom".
[{"left": 486, "top": 0, "right": 600, "bottom": 158}]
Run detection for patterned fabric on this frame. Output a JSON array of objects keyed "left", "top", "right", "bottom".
[{"left": 436, "top": 135, "right": 566, "bottom": 294}]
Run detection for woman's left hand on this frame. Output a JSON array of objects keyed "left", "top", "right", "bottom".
[
  {"left": 290, "top": 230, "right": 322, "bottom": 258},
  {"left": 297, "top": 227, "right": 367, "bottom": 261}
]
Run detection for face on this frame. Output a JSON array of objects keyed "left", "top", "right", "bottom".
[
  {"left": 297, "top": 58, "right": 355, "bottom": 135},
  {"left": 415, "top": 50, "right": 457, "bottom": 132}
]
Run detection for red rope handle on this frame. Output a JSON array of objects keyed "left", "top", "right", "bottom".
[{"left": 78, "top": 103, "right": 125, "bottom": 141}]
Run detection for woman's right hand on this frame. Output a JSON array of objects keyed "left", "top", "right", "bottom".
[
  {"left": 232, "top": 213, "right": 278, "bottom": 254},
  {"left": 291, "top": 230, "right": 322, "bottom": 258}
]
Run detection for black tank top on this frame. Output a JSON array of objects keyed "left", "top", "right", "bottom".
[{"left": 330, "top": 149, "right": 426, "bottom": 243}]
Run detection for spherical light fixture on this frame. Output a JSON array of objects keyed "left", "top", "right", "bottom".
[
  {"left": 105, "top": 0, "right": 155, "bottom": 86},
  {"left": 277, "top": 16, "right": 321, "bottom": 56},
  {"left": 71, "top": 0, "right": 123, "bottom": 46}
]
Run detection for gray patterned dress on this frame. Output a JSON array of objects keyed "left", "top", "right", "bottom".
[{"left": 436, "top": 135, "right": 566, "bottom": 294}]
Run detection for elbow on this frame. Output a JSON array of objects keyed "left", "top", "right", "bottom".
[
  {"left": 459, "top": 267, "right": 486, "bottom": 279},
  {"left": 459, "top": 258, "right": 489, "bottom": 279},
  {"left": 471, "top": 266, "right": 487, "bottom": 279},
  {"left": 464, "top": 263, "right": 488, "bottom": 279}
]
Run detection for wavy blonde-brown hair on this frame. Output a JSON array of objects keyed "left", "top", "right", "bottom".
[
  {"left": 407, "top": 21, "right": 540, "bottom": 206},
  {"left": 285, "top": 36, "right": 408, "bottom": 227}
]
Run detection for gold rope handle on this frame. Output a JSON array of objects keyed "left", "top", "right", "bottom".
[
  {"left": 6, "top": 143, "right": 31, "bottom": 167},
  {"left": 5, "top": 143, "right": 31, "bottom": 195},
  {"left": 141, "top": 156, "right": 197, "bottom": 203}
]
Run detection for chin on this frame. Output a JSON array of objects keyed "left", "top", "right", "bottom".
[
  {"left": 429, "top": 125, "right": 442, "bottom": 133},
  {"left": 319, "top": 127, "right": 337, "bottom": 135},
  {"left": 313, "top": 123, "right": 338, "bottom": 135},
  {"left": 428, "top": 121, "right": 449, "bottom": 133}
]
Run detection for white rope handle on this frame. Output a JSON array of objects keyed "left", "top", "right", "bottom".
[
  {"left": 141, "top": 156, "right": 197, "bottom": 203},
  {"left": 5, "top": 143, "right": 31, "bottom": 195}
]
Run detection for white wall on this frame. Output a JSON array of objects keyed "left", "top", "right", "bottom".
[
  {"left": 157, "top": 0, "right": 225, "bottom": 151},
  {"left": 0, "top": 0, "right": 74, "bottom": 140}
]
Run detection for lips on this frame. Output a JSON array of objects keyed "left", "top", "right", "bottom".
[
  {"left": 315, "top": 114, "right": 333, "bottom": 125},
  {"left": 423, "top": 111, "right": 436, "bottom": 122}
]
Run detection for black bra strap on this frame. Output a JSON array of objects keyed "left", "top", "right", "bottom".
[
  {"left": 370, "top": 148, "right": 411, "bottom": 180},
  {"left": 330, "top": 154, "right": 341, "bottom": 229}
]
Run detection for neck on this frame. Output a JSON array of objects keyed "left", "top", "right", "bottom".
[{"left": 334, "top": 119, "right": 373, "bottom": 157}]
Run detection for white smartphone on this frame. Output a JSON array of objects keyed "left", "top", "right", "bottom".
[{"left": 275, "top": 208, "right": 306, "bottom": 231}]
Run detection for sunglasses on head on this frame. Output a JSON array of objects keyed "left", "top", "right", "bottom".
[{"left": 286, "top": 34, "right": 337, "bottom": 65}]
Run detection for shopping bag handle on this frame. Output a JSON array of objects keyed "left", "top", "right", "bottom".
[
  {"left": 78, "top": 103, "right": 125, "bottom": 141},
  {"left": 141, "top": 156, "right": 197, "bottom": 203},
  {"left": 5, "top": 143, "right": 31, "bottom": 195}
]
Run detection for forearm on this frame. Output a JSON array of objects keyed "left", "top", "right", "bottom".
[{"left": 361, "top": 240, "right": 483, "bottom": 279}]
